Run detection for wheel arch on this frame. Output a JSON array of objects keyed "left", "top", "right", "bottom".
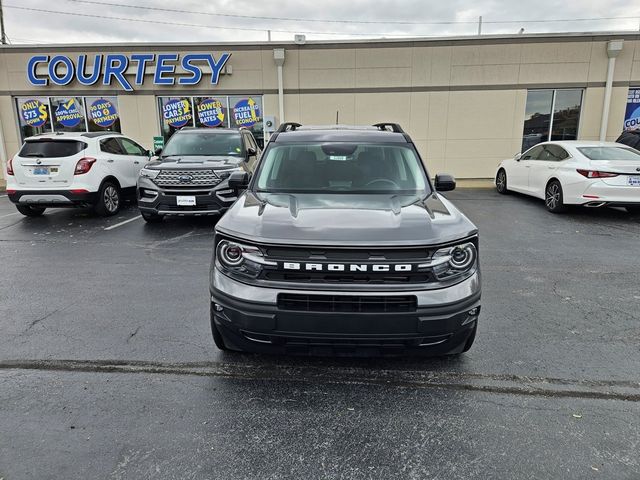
[{"left": 99, "top": 175, "right": 122, "bottom": 191}]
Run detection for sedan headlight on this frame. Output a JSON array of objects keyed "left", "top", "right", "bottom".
[
  {"left": 139, "top": 168, "right": 160, "bottom": 179},
  {"left": 216, "top": 239, "right": 275, "bottom": 278},
  {"left": 429, "top": 242, "right": 477, "bottom": 281}
]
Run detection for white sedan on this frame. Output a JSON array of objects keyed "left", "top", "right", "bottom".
[{"left": 495, "top": 141, "right": 640, "bottom": 213}]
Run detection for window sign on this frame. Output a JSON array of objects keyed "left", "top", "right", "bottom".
[
  {"left": 89, "top": 98, "right": 118, "bottom": 128},
  {"left": 232, "top": 97, "right": 262, "bottom": 127},
  {"left": 163, "top": 98, "right": 192, "bottom": 128},
  {"left": 15, "top": 97, "right": 52, "bottom": 140},
  {"left": 624, "top": 88, "right": 640, "bottom": 131},
  {"left": 51, "top": 97, "right": 85, "bottom": 132},
  {"left": 196, "top": 98, "right": 225, "bottom": 127}
]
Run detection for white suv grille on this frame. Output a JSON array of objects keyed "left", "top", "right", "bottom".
[{"left": 154, "top": 169, "right": 222, "bottom": 187}]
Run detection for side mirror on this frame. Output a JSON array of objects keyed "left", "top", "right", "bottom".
[
  {"left": 434, "top": 173, "right": 456, "bottom": 192},
  {"left": 154, "top": 147, "right": 163, "bottom": 156},
  {"left": 246, "top": 147, "right": 257, "bottom": 157},
  {"left": 514, "top": 153, "right": 522, "bottom": 161},
  {"left": 228, "top": 171, "right": 250, "bottom": 190},
  {"left": 147, "top": 150, "right": 154, "bottom": 158}
]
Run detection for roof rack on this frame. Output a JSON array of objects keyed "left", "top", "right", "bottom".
[
  {"left": 373, "top": 123, "right": 405, "bottom": 133},
  {"left": 276, "top": 122, "right": 302, "bottom": 133}
]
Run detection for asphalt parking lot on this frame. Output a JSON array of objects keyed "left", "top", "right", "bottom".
[{"left": 1, "top": 189, "right": 640, "bottom": 480}]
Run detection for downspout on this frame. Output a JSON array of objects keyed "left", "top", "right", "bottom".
[
  {"left": 599, "top": 40, "right": 623, "bottom": 141},
  {"left": 273, "top": 48, "right": 285, "bottom": 126}
]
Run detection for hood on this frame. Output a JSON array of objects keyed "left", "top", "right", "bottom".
[
  {"left": 216, "top": 192, "right": 478, "bottom": 247},
  {"left": 146, "top": 155, "right": 243, "bottom": 170}
]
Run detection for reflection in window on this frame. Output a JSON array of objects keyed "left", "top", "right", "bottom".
[
  {"left": 522, "top": 89, "right": 583, "bottom": 151},
  {"left": 550, "top": 90, "right": 582, "bottom": 141}
]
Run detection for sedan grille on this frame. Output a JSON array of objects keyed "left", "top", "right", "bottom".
[{"left": 154, "top": 169, "right": 222, "bottom": 187}]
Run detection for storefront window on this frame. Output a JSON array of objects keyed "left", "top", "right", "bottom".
[
  {"left": 51, "top": 97, "right": 86, "bottom": 133},
  {"left": 229, "top": 96, "right": 264, "bottom": 148},
  {"left": 157, "top": 95, "right": 264, "bottom": 146},
  {"left": 15, "top": 97, "right": 53, "bottom": 140},
  {"left": 85, "top": 96, "right": 121, "bottom": 133},
  {"left": 14, "top": 96, "right": 120, "bottom": 141},
  {"left": 522, "top": 89, "right": 582, "bottom": 151}
]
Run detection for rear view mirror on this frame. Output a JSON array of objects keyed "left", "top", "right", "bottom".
[
  {"left": 154, "top": 147, "right": 163, "bottom": 156},
  {"left": 228, "top": 171, "right": 250, "bottom": 190},
  {"left": 514, "top": 153, "right": 522, "bottom": 161},
  {"left": 147, "top": 150, "right": 154, "bottom": 158},
  {"left": 246, "top": 147, "right": 257, "bottom": 157},
  {"left": 434, "top": 173, "right": 456, "bottom": 192}
]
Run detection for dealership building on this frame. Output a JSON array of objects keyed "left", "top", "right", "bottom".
[{"left": 1, "top": 31, "right": 640, "bottom": 188}]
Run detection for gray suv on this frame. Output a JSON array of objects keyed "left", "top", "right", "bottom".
[
  {"left": 209, "top": 123, "right": 480, "bottom": 356},
  {"left": 137, "top": 128, "right": 260, "bottom": 222}
]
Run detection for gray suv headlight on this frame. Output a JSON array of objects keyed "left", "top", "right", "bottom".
[
  {"left": 216, "top": 239, "right": 275, "bottom": 278},
  {"left": 429, "top": 242, "right": 477, "bottom": 281}
]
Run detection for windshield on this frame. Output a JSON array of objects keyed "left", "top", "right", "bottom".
[
  {"left": 578, "top": 146, "right": 640, "bottom": 161},
  {"left": 254, "top": 143, "right": 430, "bottom": 194},
  {"left": 162, "top": 132, "right": 243, "bottom": 157}
]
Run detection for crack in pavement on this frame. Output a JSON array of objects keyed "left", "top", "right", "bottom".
[{"left": 1, "top": 359, "right": 639, "bottom": 402}]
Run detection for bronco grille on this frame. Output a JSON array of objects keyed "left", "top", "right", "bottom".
[
  {"left": 277, "top": 293, "right": 417, "bottom": 313},
  {"left": 154, "top": 169, "right": 222, "bottom": 187},
  {"left": 259, "top": 246, "right": 434, "bottom": 285}
]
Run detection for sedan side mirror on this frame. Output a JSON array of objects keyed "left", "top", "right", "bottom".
[
  {"left": 154, "top": 147, "right": 163, "bottom": 156},
  {"left": 228, "top": 171, "right": 250, "bottom": 190},
  {"left": 147, "top": 149, "right": 154, "bottom": 158},
  {"left": 434, "top": 173, "right": 456, "bottom": 192},
  {"left": 514, "top": 153, "right": 522, "bottom": 161}
]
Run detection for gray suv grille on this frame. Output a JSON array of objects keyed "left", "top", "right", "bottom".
[{"left": 154, "top": 169, "right": 222, "bottom": 187}]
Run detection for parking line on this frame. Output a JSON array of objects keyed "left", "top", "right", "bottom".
[
  {"left": 104, "top": 215, "right": 142, "bottom": 231},
  {"left": 0, "top": 211, "right": 19, "bottom": 218}
]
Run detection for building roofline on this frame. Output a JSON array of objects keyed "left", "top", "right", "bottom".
[{"left": 1, "top": 30, "right": 638, "bottom": 52}]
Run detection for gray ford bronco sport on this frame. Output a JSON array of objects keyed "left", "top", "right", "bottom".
[{"left": 209, "top": 123, "right": 480, "bottom": 356}]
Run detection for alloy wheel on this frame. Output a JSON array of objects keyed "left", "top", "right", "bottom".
[
  {"left": 546, "top": 184, "right": 560, "bottom": 210},
  {"left": 104, "top": 185, "right": 120, "bottom": 213},
  {"left": 496, "top": 171, "right": 506, "bottom": 191}
]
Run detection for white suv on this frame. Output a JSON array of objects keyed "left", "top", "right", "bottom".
[{"left": 5, "top": 132, "right": 150, "bottom": 217}]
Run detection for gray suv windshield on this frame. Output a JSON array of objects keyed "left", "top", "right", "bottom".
[
  {"left": 255, "top": 143, "right": 430, "bottom": 194},
  {"left": 162, "top": 132, "right": 243, "bottom": 157}
]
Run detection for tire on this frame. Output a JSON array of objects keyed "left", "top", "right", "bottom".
[
  {"left": 16, "top": 205, "right": 46, "bottom": 217},
  {"left": 496, "top": 169, "right": 509, "bottom": 194},
  {"left": 626, "top": 206, "right": 640, "bottom": 215},
  {"left": 210, "top": 304, "right": 229, "bottom": 351},
  {"left": 94, "top": 181, "right": 121, "bottom": 216},
  {"left": 461, "top": 326, "right": 477, "bottom": 353},
  {"left": 141, "top": 211, "right": 163, "bottom": 223},
  {"left": 545, "top": 180, "right": 567, "bottom": 213}
]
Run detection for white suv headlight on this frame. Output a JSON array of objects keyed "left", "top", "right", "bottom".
[{"left": 139, "top": 168, "right": 160, "bottom": 179}]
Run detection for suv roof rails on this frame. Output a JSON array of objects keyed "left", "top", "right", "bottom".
[
  {"left": 373, "top": 123, "right": 405, "bottom": 133},
  {"left": 276, "top": 122, "right": 302, "bottom": 133}
]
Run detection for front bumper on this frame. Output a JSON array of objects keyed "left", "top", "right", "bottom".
[
  {"left": 210, "top": 269, "right": 481, "bottom": 356},
  {"left": 137, "top": 177, "right": 236, "bottom": 216},
  {"left": 7, "top": 189, "right": 97, "bottom": 207}
]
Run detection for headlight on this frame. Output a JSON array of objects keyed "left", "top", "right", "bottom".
[
  {"left": 139, "top": 168, "right": 160, "bottom": 179},
  {"left": 216, "top": 239, "right": 275, "bottom": 277},
  {"left": 216, "top": 168, "right": 241, "bottom": 180},
  {"left": 429, "top": 242, "right": 477, "bottom": 280}
]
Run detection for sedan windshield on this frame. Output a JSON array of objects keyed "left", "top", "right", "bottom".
[
  {"left": 254, "top": 143, "right": 430, "bottom": 194},
  {"left": 162, "top": 132, "right": 243, "bottom": 157},
  {"left": 578, "top": 146, "right": 640, "bottom": 161}
]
